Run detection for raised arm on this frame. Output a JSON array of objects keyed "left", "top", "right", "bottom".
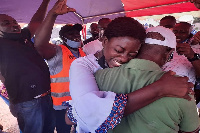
[
  {"left": 27, "top": 0, "right": 50, "bottom": 38},
  {"left": 34, "top": 0, "right": 75, "bottom": 59}
]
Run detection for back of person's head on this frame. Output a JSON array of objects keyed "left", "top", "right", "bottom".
[
  {"left": 137, "top": 26, "right": 176, "bottom": 67},
  {"left": 98, "top": 18, "right": 112, "bottom": 29},
  {"left": 89, "top": 23, "right": 99, "bottom": 36},
  {"left": 104, "top": 17, "right": 146, "bottom": 43},
  {"left": 97, "top": 18, "right": 112, "bottom": 41},
  {"left": 160, "top": 16, "right": 176, "bottom": 23},
  {"left": 160, "top": 15, "right": 176, "bottom": 29}
]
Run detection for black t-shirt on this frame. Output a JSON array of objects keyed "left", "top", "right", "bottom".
[{"left": 0, "top": 29, "right": 51, "bottom": 104}]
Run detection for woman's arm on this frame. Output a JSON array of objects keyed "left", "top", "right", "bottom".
[
  {"left": 69, "top": 55, "right": 193, "bottom": 132},
  {"left": 125, "top": 71, "right": 193, "bottom": 115}
]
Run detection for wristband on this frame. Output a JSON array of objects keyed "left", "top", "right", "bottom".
[{"left": 188, "top": 53, "right": 200, "bottom": 62}]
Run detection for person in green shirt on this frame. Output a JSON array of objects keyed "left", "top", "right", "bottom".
[{"left": 95, "top": 26, "right": 200, "bottom": 133}]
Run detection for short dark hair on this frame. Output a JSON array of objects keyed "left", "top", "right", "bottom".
[
  {"left": 104, "top": 17, "right": 146, "bottom": 43},
  {"left": 160, "top": 15, "right": 176, "bottom": 22},
  {"left": 177, "top": 21, "right": 192, "bottom": 27},
  {"left": 59, "top": 24, "right": 82, "bottom": 38},
  {"left": 98, "top": 18, "right": 112, "bottom": 25}
]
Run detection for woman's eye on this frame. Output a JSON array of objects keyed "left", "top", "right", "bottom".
[
  {"left": 115, "top": 49, "right": 122, "bottom": 53},
  {"left": 129, "top": 54, "right": 136, "bottom": 58}
]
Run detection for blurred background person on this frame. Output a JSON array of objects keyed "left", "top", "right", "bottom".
[
  {"left": 83, "top": 23, "right": 99, "bottom": 45},
  {"left": 159, "top": 15, "right": 176, "bottom": 30},
  {"left": 82, "top": 18, "right": 111, "bottom": 55}
]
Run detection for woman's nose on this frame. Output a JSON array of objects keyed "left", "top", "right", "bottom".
[{"left": 120, "top": 55, "right": 130, "bottom": 64}]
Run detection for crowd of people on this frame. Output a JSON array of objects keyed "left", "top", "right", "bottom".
[{"left": 1, "top": 0, "right": 200, "bottom": 133}]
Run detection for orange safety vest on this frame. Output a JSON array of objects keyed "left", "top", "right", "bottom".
[{"left": 50, "top": 45, "right": 85, "bottom": 109}]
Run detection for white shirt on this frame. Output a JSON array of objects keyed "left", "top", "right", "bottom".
[
  {"left": 82, "top": 39, "right": 103, "bottom": 55},
  {"left": 69, "top": 54, "right": 116, "bottom": 132},
  {"left": 162, "top": 44, "right": 200, "bottom": 84}
]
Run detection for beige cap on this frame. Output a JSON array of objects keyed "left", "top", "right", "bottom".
[{"left": 145, "top": 26, "right": 176, "bottom": 50}]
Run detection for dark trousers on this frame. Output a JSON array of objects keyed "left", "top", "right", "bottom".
[
  {"left": 54, "top": 109, "right": 72, "bottom": 133},
  {"left": 9, "top": 95, "right": 55, "bottom": 133}
]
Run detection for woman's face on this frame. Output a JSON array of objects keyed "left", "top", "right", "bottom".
[{"left": 102, "top": 36, "right": 141, "bottom": 68}]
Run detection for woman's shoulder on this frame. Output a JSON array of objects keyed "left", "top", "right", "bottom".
[{"left": 71, "top": 54, "right": 102, "bottom": 73}]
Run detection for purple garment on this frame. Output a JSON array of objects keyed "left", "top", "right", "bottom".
[{"left": 0, "top": 84, "right": 9, "bottom": 100}]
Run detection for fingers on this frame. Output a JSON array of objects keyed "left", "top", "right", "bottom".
[
  {"left": 193, "top": 35, "right": 200, "bottom": 43},
  {"left": 183, "top": 95, "right": 192, "bottom": 101},
  {"left": 165, "top": 94, "right": 192, "bottom": 101},
  {"left": 188, "top": 82, "right": 194, "bottom": 89},
  {"left": 67, "top": 7, "right": 76, "bottom": 12},
  {"left": 176, "top": 44, "right": 194, "bottom": 58},
  {"left": 182, "top": 76, "right": 189, "bottom": 82},
  {"left": 55, "top": 0, "right": 66, "bottom": 5},
  {"left": 166, "top": 70, "right": 176, "bottom": 76},
  {"left": 160, "top": 73, "right": 194, "bottom": 101},
  {"left": 188, "top": 89, "right": 195, "bottom": 95},
  {"left": 52, "top": 0, "right": 76, "bottom": 15}
]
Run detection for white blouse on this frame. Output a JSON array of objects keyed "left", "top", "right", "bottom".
[
  {"left": 69, "top": 54, "right": 120, "bottom": 132},
  {"left": 162, "top": 44, "right": 200, "bottom": 84}
]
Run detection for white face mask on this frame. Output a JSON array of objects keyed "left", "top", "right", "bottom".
[{"left": 63, "top": 39, "right": 81, "bottom": 48}]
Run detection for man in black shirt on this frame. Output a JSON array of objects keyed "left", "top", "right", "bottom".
[{"left": 0, "top": 0, "right": 55, "bottom": 132}]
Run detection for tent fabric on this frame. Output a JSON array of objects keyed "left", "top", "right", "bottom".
[
  {"left": 122, "top": 0, "right": 199, "bottom": 17},
  {"left": 0, "top": 0, "right": 198, "bottom": 24}
]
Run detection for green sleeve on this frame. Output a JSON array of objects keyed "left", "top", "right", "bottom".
[
  {"left": 95, "top": 67, "right": 131, "bottom": 93},
  {"left": 179, "top": 96, "right": 200, "bottom": 132}
]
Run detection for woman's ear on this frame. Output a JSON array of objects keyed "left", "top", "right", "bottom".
[{"left": 102, "top": 37, "right": 108, "bottom": 48}]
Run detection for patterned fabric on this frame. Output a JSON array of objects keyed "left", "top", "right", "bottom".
[
  {"left": 95, "top": 59, "right": 199, "bottom": 132},
  {"left": 0, "top": 84, "right": 9, "bottom": 99},
  {"left": 62, "top": 101, "right": 70, "bottom": 106},
  {"left": 67, "top": 105, "right": 77, "bottom": 124},
  {"left": 62, "top": 101, "right": 77, "bottom": 124},
  {"left": 95, "top": 94, "right": 127, "bottom": 133}
]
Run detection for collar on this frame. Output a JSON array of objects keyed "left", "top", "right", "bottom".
[
  {"left": 98, "top": 55, "right": 108, "bottom": 69},
  {"left": 125, "top": 59, "right": 161, "bottom": 71},
  {"left": 94, "top": 50, "right": 108, "bottom": 69}
]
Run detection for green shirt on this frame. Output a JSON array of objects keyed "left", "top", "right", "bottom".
[{"left": 95, "top": 59, "right": 199, "bottom": 133}]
